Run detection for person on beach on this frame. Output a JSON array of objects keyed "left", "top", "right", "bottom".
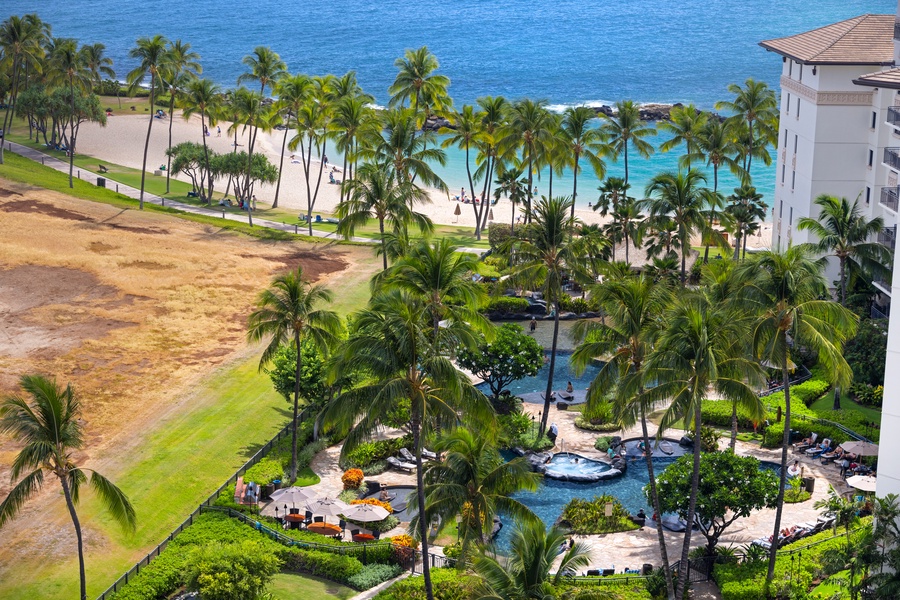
[
  {"left": 216, "top": 126, "right": 221, "bottom": 137},
  {"left": 323, "top": 155, "right": 329, "bottom": 167},
  {"left": 530, "top": 317, "right": 536, "bottom": 333}
]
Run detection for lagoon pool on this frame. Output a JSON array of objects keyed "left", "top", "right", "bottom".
[{"left": 478, "top": 352, "right": 602, "bottom": 399}]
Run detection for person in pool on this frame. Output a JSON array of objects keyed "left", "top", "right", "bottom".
[{"left": 787, "top": 460, "right": 802, "bottom": 478}]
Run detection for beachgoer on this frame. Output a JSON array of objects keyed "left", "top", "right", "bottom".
[
  {"left": 530, "top": 317, "right": 536, "bottom": 333},
  {"left": 216, "top": 126, "right": 221, "bottom": 137},
  {"left": 566, "top": 382, "right": 573, "bottom": 394},
  {"left": 637, "top": 509, "right": 646, "bottom": 520},
  {"left": 323, "top": 154, "right": 329, "bottom": 167}
]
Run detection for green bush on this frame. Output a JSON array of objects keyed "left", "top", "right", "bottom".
[
  {"left": 297, "top": 438, "right": 329, "bottom": 472},
  {"left": 244, "top": 457, "right": 284, "bottom": 486},
  {"left": 284, "top": 548, "right": 364, "bottom": 585},
  {"left": 574, "top": 415, "right": 621, "bottom": 432},
  {"left": 594, "top": 435, "right": 613, "bottom": 452},
  {"left": 850, "top": 383, "right": 884, "bottom": 407},
  {"left": 558, "top": 295, "right": 591, "bottom": 314},
  {"left": 342, "top": 435, "right": 413, "bottom": 470},
  {"left": 347, "top": 563, "right": 403, "bottom": 590},
  {"left": 484, "top": 296, "right": 530, "bottom": 315},
  {"left": 487, "top": 223, "right": 526, "bottom": 253},
  {"left": 374, "top": 568, "right": 476, "bottom": 600},
  {"left": 560, "top": 495, "right": 639, "bottom": 535}
]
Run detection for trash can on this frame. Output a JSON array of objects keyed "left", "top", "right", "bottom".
[
  {"left": 262, "top": 483, "right": 275, "bottom": 500},
  {"left": 804, "top": 476, "right": 816, "bottom": 493},
  {"left": 642, "top": 563, "right": 654, "bottom": 575},
  {"left": 272, "top": 479, "right": 282, "bottom": 491},
  {"left": 97, "top": 177, "right": 106, "bottom": 188}
]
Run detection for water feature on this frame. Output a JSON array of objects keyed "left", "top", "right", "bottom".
[
  {"left": 478, "top": 352, "right": 602, "bottom": 401},
  {"left": 540, "top": 452, "right": 619, "bottom": 482}
]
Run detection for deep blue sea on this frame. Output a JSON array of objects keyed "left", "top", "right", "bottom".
[{"left": 8, "top": 0, "right": 895, "bottom": 205}]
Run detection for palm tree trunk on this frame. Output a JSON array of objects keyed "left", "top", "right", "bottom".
[
  {"left": 304, "top": 136, "right": 314, "bottom": 236},
  {"left": 61, "top": 475, "right": 87, "bottom": 600},
  {"left": 379, "top": 217, "right": 388, "bottom": 271},
  {"left": 526, "top": 153, "right": 534, "bottom": 224},
  {"left": 623, "top": 141, "right": 629, "bottom": 189},
  {"left": 339, "top": 151, "right": 348, "bottom": 204},
  {"left": 481, "top": 155, "right": 496, "bottom": 231},
  {"left": 730, "top": 402, "right": 738, "bottom": 451},
  {"left": 641, "top": 410, "right": 675, "bottom": 599},
  {"left": 703, "top": 166, "right": 719, "bottom": 264},
  {"left": 766, "top": 349, "right": 792, "bottom": 586},
  {"left": 0, "top": 58, "right": 22, "bottom": 165},
  {"left": 200, "top": 110, "right": 212, "bottom": 202},
  {"left": 539, "top": 301, "right": 560, "bottom": 438},
  {"left": 733, "top": 229, "right": 742, "bottom": 261},
  {"left": 569, "top": 155, "right": 579, "bottom": 243},
  {"left": 68, "top": 78, "right": 75, "bottom": 189},
  {"left": 291, "top": 331, "right": 302, "bottom": 481},
  {"left": 839, "top": 257, "right": 847, "bottom": 306},
  {"left": 138, "top": 75, "right": 156, "bottom": 210},
  {"left": 411, "top": 410, "right": 435, "bottom": 600},
  {"left": 680, "top": 232, "right": 688, "bottom": 286},
  {"left": 309, "top": 137, "right": 328, "bottom": 216},
  {"left": 676, "top": 404, "right": 703, "bottom": 599},
  {"left": 273, "top": 122, "right": 289, "bottom": 208},
  {"left": 166, "top": 94, "right": 175, "bottom": 195}
]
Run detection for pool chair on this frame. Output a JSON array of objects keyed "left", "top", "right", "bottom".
[
  {"left": 422, "top": 448, "right": 439, "bottom": 461},
  {"left": 805, "top": 439, "right": 831, "bottom": 458},
  {"left": 399, "top": 448, "right": 416, "bottom": 463},
  {"left": 793, "top": 433, "right": 817, "bottom": 454},
  {"left": 387, "top": 456, "right": 416, "bottom": 473},
  {"left": 586, "top": 569, "right": 601, "bottom": 577}
]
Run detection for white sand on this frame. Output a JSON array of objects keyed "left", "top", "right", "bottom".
[{"left": 74, "top": 111, "right": 772, "bottom": 250}]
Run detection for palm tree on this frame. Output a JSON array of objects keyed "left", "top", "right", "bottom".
[
  {"left": 388, "top": 46, "right": 450, "bottom": 130},
  {"left": 595, "top": 176, "right": 630, "bottom": 216},
  {"left": 271, "top": 74, "right": 312, "bottom": 208},
  {"left": 494, "top": 162, "right": 526, "bottom": 228},
  {"left": 604, "top": 198, "right": 644, "bottom": 263},
  {"left": 473, "top": 520, "right": 592, "bottom": 599},
  {"left": 571, "top": 274, "right": 676, "bottom": 599},
  {"left": 238, "top": 46, "right": 286, "bottom": 99},
  {"left": 658, "top": 104, "right": 707, "bottom": 167},
  {"left": 797, "top": 194, "right": 892, "bottom": 306},
  {"left": 181, "top": 77, "right": 222, "bottom": 201},
  {"left": 473, "top": 96, "right": 509, "bottom": 232},
  {"left": 502, "top": 99, "right": 553, "bottom": 222},
  {"left": 642, "top": 292, "right": 763, "bottom": 598},
  {"left": 362, "top": 108, "right": 447, "bottom": 191},
  {"left": 736, "top": 246, "right": 857, "bottom": 587},
  {"left": 442, "top": 105, "right": 485, "bottom": 236},
  {"left": 331, "top": 93, "right": 375, "bottom": 202},
  {"left": 0, "top": 375, "right": 137, "bottom": 600},
  {"left": 510, "top": 196, "right": 592, "bottom": 436},
  {"left": 0, "top": 14, "right": 46, "bottom": 164},
  {"left": 246, "top": 267, "right": 342, "bottom": 481},
  {"left": 127, "top": 34, "right": 169, "bottom": 209},
  {"left": 47, "top": 38, "right": 90, "bottom": 188},
  {"left": 337, "top": 163, "right": 433, "bottom": 270},
  {"left": 319, "top": 290, "right": 492, "bottom": 600},
  {"left": 161, "top": 40, "right": 201, "bottom": 195},
  {"left": 415, "top": 427, "right": 539, "bottom": 564},
  {"left": 230, "top": 87, "right": 267, "bottom": 225},
  {"left": 561, "top": 106, "right": 607, "bottom": 224},
  {"left": 714, "top": 79, "right": 778, "bottom": 178},
  {"left": 599, "top": 100, "right": 656, "bottom": 188},
  {"left": 643, "top": 169, "right": 708, "bottom": 284},
  {"left": 79, "top": 42, "right": 115, "bottom": 94},
  {"left": 725, "top": 185, "right": 766, "bottom": 260}
]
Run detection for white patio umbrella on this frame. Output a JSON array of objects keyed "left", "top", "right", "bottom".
[
  {"left": 846, "top": 475, "right": 877, "bottom": 493},
  {"left": 840, "top": 441, "right": 879, "bottom": 456},
  {"left": 342, "top": 503, "right": 390, "bottom": 522},
  {"left": 304, "top": 497, "right": 350, "bottom": 523},
  {"left": 270, "top": 486, "right": 315, "bottom": 508}
]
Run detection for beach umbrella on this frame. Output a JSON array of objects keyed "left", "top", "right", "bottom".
[
  {"left": 840, "top": 441, "right": 879, "bottom": 456},
  {"left": 454, "top": 203, "right": 461, "bottom": 223},
  {"left": 269, "top": 486, "right": 315, "bottom": 508},
  {"left": 342, "top": 503, "right": 390, "bottom": 522},
  {"left": 304, "top": 496, "right": 350, "bottom": 522},
  {"left": 488, "top": 209, "right": 494, "bottom": 221},
  {"left": 846, "top": 475, "right": 877, "bottom": 493}
]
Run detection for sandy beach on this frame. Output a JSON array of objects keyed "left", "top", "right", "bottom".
[{"left": 74, "top": 111, "right": 772, "bottom": 250}]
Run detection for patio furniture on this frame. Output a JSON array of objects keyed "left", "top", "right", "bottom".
[
  {"left": 353, "top": 533, "right": 376, "bottom": 543},
  {"left": 387, "top": 456, "right": 416, "bottom": 472},
  {"left": 307, "top": 523, "right": 342, "bottom": 537},
  {"left": 313, "top": 516, "right": 324, "bottom": 523},
  {"left": 400, "top": 448, "right": 416, "bottom": 463},
  {"left": 586, "top": 569, "right": 600, "bottom": 577},
  {"left": 350, "top": 529, "right": 360, "bottom": 537},
  {"left": 373, "top": 530, "right": 381, "bottom": 540},
  {"left": 793, "top": 433, "right": 817, "bottom": 454},
  {"left": 284, "top": 514, "right": 306, "bottom": 530},
  {"left": 422, "top": 448, "right": 439, "bottom": 461}
]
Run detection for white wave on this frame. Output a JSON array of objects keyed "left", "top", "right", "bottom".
[{"left": 546, "top": 100, "right": 616, "bottom": 113}]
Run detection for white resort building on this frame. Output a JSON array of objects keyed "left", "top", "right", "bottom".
[{"left": 760, "top": 6, "right": 900, "bottom": 499}]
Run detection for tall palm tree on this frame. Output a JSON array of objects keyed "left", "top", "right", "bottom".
[
  {"left": 658, "top": 104, "right": 707, "bottom": 167},
  {"left": 319, "top": 290, "right": 492, "bottom": 600},
  {"left": 246, "top": 267, "right": 342, "bottom": 481},
  {"left": 415, "top": 427, "right": 539, "bottom": 564},
  {"left": 644, "top": 169, "right": 708, "bottom": 284},
  {"left": 604, "top": 197, "right": 644, "bottom": 263},
  {"left": 127, "top": 34, "right": 169, "bottom": 209},
  {"left": 797, "top": 194, "right": 892, "bottom": 306},
  {"left": 561, "top": 106, "right": 607, "bottom": 224},
  {"left": 725, "top": 185, "right": 766, "bottom": 261},
  {"left": 79, "top": 42, "right": 115, "bottom": 94},
  {"left": 181, "top": 77, "right": 222, "bottom": 201},
  {"left": 473, "top": 521, "right": 592, "bottom": 600},
  {"left": 600, "top": 100, "right": 656, "bottom": 188},
  {"left": 238, "top": 46, "right": 287, "bottom": 99},
  {"left": 362, "top": 107, "right": 447, "bottom": 190},
  {"left": 510, "top": 196, "right": 592, "bottom": 436},
  {"left": 736, "top": 246, "right": 857, "bottom": 587},
  {"left": 0, "top": 14, "right": 46, "bottom": 164},
  {"left": 714, "top": 79, "right": 778, "bottom": 178},
  {"left": 272, "top": 74, "right": 312, "bottom": 208},
  {"left": 442, "top": 105, "right": 485, "bottom": 236},
  {"left": 388, "top": 46, "right": 450, "bottom": 131},
  {"left": 0, "top": 375, "right": 137, "bottom": 600},
  {"left": 331, "top": 93, "right": 375, "bottom": 202},
  {"left": 642, "top": 292, "right": 764, "bottom": 598},
  {"left": 473, "top": 96, "right": 509, "bottom": 232},
  {"left": 161, "top": 40, "right": 201, "bottom": 195},
  {"left": 229, "top": 87, "right": 266, "bottom": 225},
  {"left": 502, "top": 99, "right": 553, "bottom": 222},
  {"left": 47, "top": 38, "right": 90, "bottom": 188},
  {"left": 571, "top": 274, "right": 676, "bottom": 599},
  {"left": 337, "top": 163, "right": 433, "bottom": 270}
]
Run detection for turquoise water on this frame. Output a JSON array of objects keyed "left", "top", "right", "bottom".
[
  {"left": 10, "top": 0, "right": 892, "bottom": 202},
  {"left": 477, "top": 352, "right": 601, "bottom": 398}
]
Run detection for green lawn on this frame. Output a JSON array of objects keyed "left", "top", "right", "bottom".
[
  {"left": 810, "top": 570, "right": 849, "bottom": 598},
  {"left": 809, "top": 393, "right": 882, "bottom": 423},
  {"left": 269, "top": 572, "right": 356, "bottom": 600}
]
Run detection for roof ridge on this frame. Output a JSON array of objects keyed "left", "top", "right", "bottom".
[{"left": 808, "top": 14, "right": 869, "bottom": 61}]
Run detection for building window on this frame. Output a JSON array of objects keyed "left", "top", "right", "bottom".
[
  {"left": 786, "top": 93, "right": 791, "bottom": 114},
  {"left": 789, "top": 61, "right": 793, "bottom": 78},
  {"left": 789, "top": 207, "right": 793, "bottom": 225},
  {"left": 791, "top": 171, "right": 796, "bottom": 191},
  {"left": 869, "top": 149, "right": 874, "bottom": 167},
  {"left": 779, "top": 200, "right": 783, "bottom": 218},
  {"left": 796, "top": 98, "right": 800, "bottom": 119},
  {"left": 799, "top": 64, "right": 803, "bottom": 82},
  {"left": 794, "top": 135, "right": 798, "bottom": 153},
  {"left": 866, "top": 187, "right": 871, "bottom": 204},
  {"left": 784, "top": 129, "right": 788, "bottom": 147},
  {"left": 872, "top": 111, "right": 878, "bottom": 129},
  {"left": 781, "top": 164, "right": 786, "bottom": 183}
]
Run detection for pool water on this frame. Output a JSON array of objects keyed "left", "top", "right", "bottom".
[
  {"left": 543, "top": 453, "right": 611, "bottom": 477},
  {"left": 478, "top": 352, "right": 602, "bottom": 398}
]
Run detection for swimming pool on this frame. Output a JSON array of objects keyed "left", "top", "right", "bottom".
[{"left": 477, "top": 352, "right": 602, "bottom": 400}]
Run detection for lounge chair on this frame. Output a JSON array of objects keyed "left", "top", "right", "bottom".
[
  {"left": 793, "top": 433, "right": 817, "bottom": 453},
  {"left": 422, "top": 448, "right": 439, "bottom": 461},
  {"left": 806, "top": 438, "right": 831, "bottom": 457},
  {"left": 387, "top": 456, "right": 416, "bottom": 472},
  {"left": 400, "top": 448, "right": 416, "bottom": 463}
]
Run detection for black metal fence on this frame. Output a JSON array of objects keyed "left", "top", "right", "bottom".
[{"left": 96, "top": 406, "right": 315, "bottom": 600}]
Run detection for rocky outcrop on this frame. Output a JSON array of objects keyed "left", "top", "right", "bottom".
[
  {"left": 422, "top": 116, "right": 454, "bottom": 131},
  {"left": 592, "top": 102, "right": 725, "bottom": 123}
]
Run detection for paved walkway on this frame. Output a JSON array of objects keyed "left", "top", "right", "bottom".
[{"left": 2, "top": 141, "right": 485, "bottom": 254}]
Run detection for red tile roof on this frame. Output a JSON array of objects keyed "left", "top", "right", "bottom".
[{"left": 759, "top": 14, "right": 895, "bottom": 66}]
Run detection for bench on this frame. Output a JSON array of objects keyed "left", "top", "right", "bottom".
[
  {"left": 98, "top": 164, "right": 108, "bottom": 173},
  {"left": 233, "top": 476, "right": 259, "bottom": 507}
]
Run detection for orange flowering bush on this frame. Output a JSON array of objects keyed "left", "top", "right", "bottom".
[
  {"left": 341, "top": 468, "right": 364, "bottom": 490},
  {"left": 391, "top": 534, "right": 419, "bottom": 549},
  {"left": 350, "top": 497, "right": 393, "bottom": 513}
]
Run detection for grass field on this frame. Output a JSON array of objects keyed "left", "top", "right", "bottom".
[
  {"left": 809, "top": 393, "right": 882, "bottom": 423},
  {"left": 269, "top": 572, "right": 356, "bottom": 599}
]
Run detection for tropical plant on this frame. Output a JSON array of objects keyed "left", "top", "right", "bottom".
[
  {"left": 47, "top": 37, "right": 91, "bottom": 188},
  {"left": 604, "top": 197, "right": 644, "bottom": 263},
  {"left": 501, "top": 99, "right": 553, "bottom": 221},
  {"left": 180, "top": 77, "right": 222, "bottom": 200},
  {"left": 736, "top": 246, "right": 857, "bottom": 587},
  {"left": 0, "top": 14, "right": 47, "bottom": 164},
  {"left": 560, "top": 106, "right": 607, "bottom": 223},
  {"left": 388, "top": 46, "right": 450, "bottom": 128},
  {"left": 724, "top": 185, "right": 766, "bottom": 260},
  {"left": 127, "top": 34, "right": 169, "bottom": 208},
  {"left": 442, "top": 104, "right": 487, "bottom": 237},
  {"left": 247, "top": 266, "right": 342, "bottom": 481},
  {"left": 362, "top": 107, "right": 448, "bottom": 190},
  {"left": 0, "top": 375, "right": 137, "bottom": 600},
  {"left": 658, "top": 104, "right": 707, "bottom": 166},
  {"left": 79, "top": 42, "right": 115, "bottom": 94},
  {"left": 599, "top": 100, "right": 656, "bottom": 188},
  {"left": 714, "top": 78, "right": 778, "bottom": 179},
  {"left": 473, "top": 95, "right": 509, "bottom": 232},
  {"left": 160, "top": 40, "right": 201, "bottom": 194},
  {"left": 456, "top": 323, "right": 543, "bottom": 399}
]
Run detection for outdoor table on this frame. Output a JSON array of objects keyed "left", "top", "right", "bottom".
[
  {"left": 284, "top": 514, "right": 306, "bottom": 530},
  {"left": 353, "top": 533, "right": 375, "bottom": 543},
  {"left": 307, "top": 523, "right": 342, "bottom": 537}
]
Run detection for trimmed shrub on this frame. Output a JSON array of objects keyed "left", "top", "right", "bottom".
[
  {"left": 374, "top": 567, "right": 475, "bottom": 600},
  {"left": 244, "top": 456, "right": 284, "bottom": 487},
  {"left": 560, "top": 495, "right": 639, "bottom": 535},
  {"left": 342, "top": 468, "right": 364, "bottom": 490},
  {"left": 284, "top": 548, "right": 363, "bottom": 585},
  {"left": 484, "top": 296, "right": 530, "bottom": 315},
  {"left": 594, "top": 435, "right": 613, "bottom": 452},
  {"left": 347, "top": 563, "right": 403, "bottom": 590},
  {"left": 342, "top": 435, "right": 413, "bottom": 470},
  {"left": 574, "top": 415, "right": 621, "bottom": 432}
]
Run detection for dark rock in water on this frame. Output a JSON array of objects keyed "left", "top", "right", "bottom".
[
  {"left": 594, "top": 105, "right": 615, "bottom": 118},
  {"left": 527, "top": 452, "right": 554, "bottom": 470},
  {"left": 611, "top": 458, "right": 628, "bottom": 471},
  {"left": 610, "top": 436, "right": 623, "bottom": 448},
  {"left": 423, "top": 116, "right": 453, "bottom": 131},
  {"left": 680, "top": 435, "right": 694, "bottom": 446}
]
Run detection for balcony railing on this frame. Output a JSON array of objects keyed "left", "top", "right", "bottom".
[
  {"left": 878, "top": 225, "right": 897, "bottom": 251},
  {"left": 881, "top": 186, "right": 900, "bottom": 212},
  {"left": 889, "top": 107, "right": 900, "bottom": 126},
  {"left": 871, "top": 303, "right": 890, "bottom": 320},
  {"left": 885, "top": 148, "right": 900, "bottom": 170}
]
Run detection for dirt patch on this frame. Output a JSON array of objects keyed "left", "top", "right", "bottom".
[
  {"left": 102, "top": 222, "right": 169, "bottom": 235},
  {"left": 0, "top": 187, "right": 23, "bottom": 198},
  {"left": 239, "top": 247, "right": 348, "bottom": 283},
  {"left": 1, "top": 198, "right": 91, "bottom": 221},
  {"left": 118, "top": 260, "right": 175, "bottom": 270},
  {"left": 88, "top": 241, "right": 119, "bottom": 254}
]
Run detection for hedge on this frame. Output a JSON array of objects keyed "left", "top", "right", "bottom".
[
  {"left": 374, "top": 568, "right": 477, "bottom": 600},
  {"left": 483, "top": 296, "right": 530, "bottom": 315},
  {"left": 284, "top": 548, "right": 364, "bottom": 586},
  {"left": 341, "top": 435, "right": 413, "bottom": 470},
  {"left": 347, "top": 563, "right": 404, "bottom": 590}
]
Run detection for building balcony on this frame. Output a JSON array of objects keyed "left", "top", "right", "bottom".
[
  {"left": 878, "top": 225, "right": 897, "bottom": 251},
  {"left": 885, "top": 148, "right": 900, "bottom": 170},
  {"left": 889, "top": 107, "right": 900, "bottom": 127},
  {"left": 881, "top": 186, "right": 900, "bottom": 212},
  {"left": 871, "top": 302, "right": 891, "bottom": 319},
  {"left": 895, "top": 20, "right": 900, "bottom": 41}
]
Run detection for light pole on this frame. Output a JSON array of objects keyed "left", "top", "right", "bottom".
[
  {"left": 455, "top": 514, "right": 462, "bottom": 543},
  {"left": 531, "top": 413, "right": 535, "bottom": 438}
]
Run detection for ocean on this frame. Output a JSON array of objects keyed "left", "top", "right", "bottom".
[{"left": 7, "top": 0, "right": 895, "bottom": 206}]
